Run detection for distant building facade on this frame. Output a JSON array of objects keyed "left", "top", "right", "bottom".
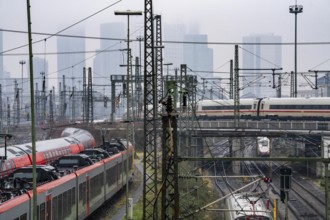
[
  {"left": 93, "top": 22, "right": 125, "bottom": 92},
  {"left": 163, "top": 24, "right": 214, "bottom": 99},
  {"left": 242, "top": 34, "right": 282, "bottom": 98},
  {"left": 57, "top": 27, "right": 85, "bottom": 91},
  {"left": 27, "top": 57, "right": 49, "bottom": 93},
  {"left": 0, "top": 30, "right": 3, "bottom": 84},
  {"left": 183, "top": 34, "right": 214, "bottom": 81},
  {"left": 163, "top": 24, "right": 186, "bottom": 72}
]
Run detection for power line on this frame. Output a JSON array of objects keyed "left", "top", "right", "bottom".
[
  {"left": 0, "top": 49, "right": 123, "bottom": 56},
  {"left": 2, "top": 28, "right": 330, "bottom": 56},
  {"left": 0, "top": 0, "right": 123, "bottom": 54}
]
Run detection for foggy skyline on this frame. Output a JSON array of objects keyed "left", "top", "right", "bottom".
[{"left": 0, "top": 0, "right": 330, "bottom": 93}]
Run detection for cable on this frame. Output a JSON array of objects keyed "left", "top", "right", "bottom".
[
  {"left": 2, "top": 28, "right": 330, "bottom": 55},
  {"left": 309, "top": 58, "right": 330, "bottom": 70},
  {"left": 0, "top": 0, "right": 123, "bottom": 55},
  {"left": 239, "top": 45, "right": 281, "bottom": 69},
  {"left": 1, "top": 49, "right": 123, "bottom": 56}
]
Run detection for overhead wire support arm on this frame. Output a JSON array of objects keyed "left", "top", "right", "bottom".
[
  {"left": 308, "top": 70, "right": 330, "bottom": 90},
  {"left": 239, "top": 67, "right": 283, "bottom": 90}
]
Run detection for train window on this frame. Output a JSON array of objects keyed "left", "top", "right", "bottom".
[
  {"left": 25, "top": 145, "right": 32, "bottom": 150},
  {"left": 25, "top": 149, "right": 32, "bottom": 154},
  {"left": 8, "top": 148, "right": 17, "bottom": 154},
  {"left": 63, "top": 191, "right": 69, "bottom": 218},
  {"left": 240, "top": 105, "right": 252, "bottom": 109},
  {"left": 6, "top": 161, "right": 12, "bottom": 170},
  {"left": 72, "top": 187, "right": 76, "bottom": 206},
  {"left": 15, "top": 151, "right": 24, "bottom": 156},
  {"left": 107, "top": 166, "right": 117, "bottom": 186},
  {"left": 261, "top": 104, "right": 264, "bottom": 109},
  {"left": 90, "top": 173, "right": 103, "bottom": 199},
  {"left": 39, "top": 203, "right": 46, "bottom": 220},
  {"left": 58, "top": 159, "right": 79, "bottom": 166},
  {"left": 58, "top": 194, "right": 63, "bottom": 220},
  {"left": 79, "top": 182, "right": 87, "bottom": 205},
  {"left": 52, "top": 196, "right": 58, "bottom": 220},
  {"left": 19, "top": 213, "right": 27, "bottom": 220}
]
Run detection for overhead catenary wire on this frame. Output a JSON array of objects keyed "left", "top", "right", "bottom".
[
  {"left": 2, "top": 27, "right": 330, "bottom": 56},
  {"left": 0, "top": 0, "right": 123, "bottom": 55}
]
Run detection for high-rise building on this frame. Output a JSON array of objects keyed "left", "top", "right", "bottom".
[
  {"left": 0, "top": 30, "right": 3, "bottom": 84},
  {"left": 183, "top": 32, "right": 214, "bottom": 100},
  {"left": 163, "top": 24, "right": 214, "bottom": 99},
  {"left": 242, "top": 34, "right": 282, "bottom": 98},
  {"left": 183, "top": 34, "right": 214, "bottom": 80},
  {"left": 28, "top": 57, "right": 49, "bottom": 93},
  {"left": 93, "top": 22, "right": 125, "bottom": 91},
  {"left": 57, "top": 27, "right": 85, "bottom": 91},
  {"left": 163, "top": 24, "right": 186, "bottom": 71}
]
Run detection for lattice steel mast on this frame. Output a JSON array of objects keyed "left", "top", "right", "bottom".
[{"left": 143, "top": 0, "right": 159, "bottom": 218}]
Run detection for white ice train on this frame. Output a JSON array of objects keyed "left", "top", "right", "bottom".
[
  {"left": 257, "top": 137, "right": 270, "bottom": 157},
  {"left": 225, "top": 193, "right": 273, "bottom": 220},
  {"left": 196, "top": 97, "right": 330, "bottom": 120}
]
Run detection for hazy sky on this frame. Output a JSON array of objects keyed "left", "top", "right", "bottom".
[{"left": 1, "top": 0, "right": 330, "bottom": 90}]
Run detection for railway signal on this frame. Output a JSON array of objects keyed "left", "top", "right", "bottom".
[
  {"left": 280, "top": 167, "right": 292, "bottom": 203},
  {"left": 263, "top": 177, "right": 272, "bottom": 183}
]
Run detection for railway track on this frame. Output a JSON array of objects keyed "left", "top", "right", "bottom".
[
  {"left": 261, "top": 162, "right": 326, "bottom": 220},
  {"left": 214, "top": 160, "right": 326, "bottom": 219}
]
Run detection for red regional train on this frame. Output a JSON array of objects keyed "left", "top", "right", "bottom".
[
  {"left": 0, "top": 128, "right": 96, "bottom": 177},
  {"left": 0, "top": 139, "right": 134, "bottom": 220}
]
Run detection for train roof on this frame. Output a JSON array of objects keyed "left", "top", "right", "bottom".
[
  {"left": 0, "top": 137, "right": 80, "bottom": 160},
  {"left": 197, "top": 99, "right": 254, "bottom": 106},
  {"left": 228, "top": 193, "right": 271, "bottom": 218},
  {"left": 261, "top": 97, "right": 330, "bottom": 105}
]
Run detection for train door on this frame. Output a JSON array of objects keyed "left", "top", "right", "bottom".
[{"left": 254, "top": 98, "right": 265, "bottom": 119}]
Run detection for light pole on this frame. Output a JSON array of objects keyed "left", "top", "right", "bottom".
[
  {"left": 19, "top": 60, "right": 26, "bottom": 115},
  {"left": 114, "top": 10, "right": 142, "bottom": 220},
  {"left": 289, "top": 4, "right": 303, "bottom": 97}
]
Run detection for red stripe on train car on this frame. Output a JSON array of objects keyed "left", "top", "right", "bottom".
[{"left": 0, "top": 193, "right": 31, "bottom": 213}]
